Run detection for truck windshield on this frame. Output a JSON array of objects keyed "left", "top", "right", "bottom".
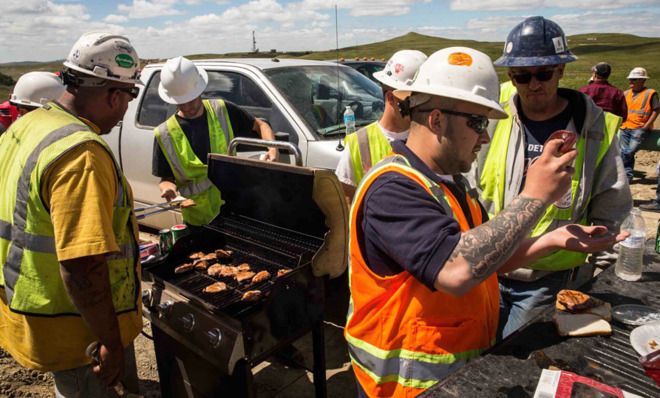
[{"left": 265, "top": 65, "right": 384, "bottom": 137}]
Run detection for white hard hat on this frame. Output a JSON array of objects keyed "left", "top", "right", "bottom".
[
  {"left": 627, "top": 67, "right": 649, "bottom": 80},
  {"left": 395, "top": 47, "right": 507, "bottom": 119},
  {"left": 373, "top": 50, "right": 427, "bottom": 90},
  {"left": 158, "top": 56, "right": 208, "bottom": 105},
  {"left": 63, "top": 32, "right": 141, "bottom": 85},
  {"left": 10, "top": 72, "right": 65, "bottom": 108}
]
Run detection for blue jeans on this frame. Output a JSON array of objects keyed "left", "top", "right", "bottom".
[
  {"left": 619, "top": 128, "right": 648, "bottom": 180},
  {"left": 498, "top": 270, "right": 572, "bottom": 340}
]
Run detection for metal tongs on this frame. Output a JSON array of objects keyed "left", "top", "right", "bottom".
[{"left": 134, "top": 196, "right": 196, "bottom": 220}]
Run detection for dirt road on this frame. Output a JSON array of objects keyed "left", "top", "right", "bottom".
[{"left": 1, "top": 151, "right": 659, "bottom": 398}]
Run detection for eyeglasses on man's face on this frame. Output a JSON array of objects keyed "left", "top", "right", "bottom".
[
  {"left": 510, "top": 68, "right": 557, "bottom": 85},
  {"left": 417, "top": 108, "right": 489, "bottom": 135},
  {"left": 110, "top": 86, "right": 139, "bottom": 99}
]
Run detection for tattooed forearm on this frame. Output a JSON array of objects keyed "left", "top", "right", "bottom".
[{"left": 450, "top": 195, "right": 545, "bottom": 280}]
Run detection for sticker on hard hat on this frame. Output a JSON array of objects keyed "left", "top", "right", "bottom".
[
  {"left": 505, "top": 42, "right": 513, "bottom": 54},
  {"left": 448, "top": 52, "right": 472, "bottom": 66},
  {"left": 552, "top": 37, "right": 565, "bottom": 54},
  {"left": 394, "top": 63, "right": 404, "bottom": 74},
  {"left": 115, "top": 54, "right": 135, "bottom": 69}
]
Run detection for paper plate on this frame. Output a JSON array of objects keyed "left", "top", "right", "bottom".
[
  {"left": 612, "top": 304, "right": 660, "bottom": 326},
  {"left": 630, "top": 320, "right": 660, "bottom": 356}
]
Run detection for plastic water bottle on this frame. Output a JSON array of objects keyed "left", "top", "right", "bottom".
[
  {"left": 343, "top": 106, "right": 356, "bottom": 136},
  {"left": 615, "top": 208, "right": 646, "bottom": 281}
]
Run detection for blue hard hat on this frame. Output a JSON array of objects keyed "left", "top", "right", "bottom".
[{"left": 494, "top": 16, "right": 577, "bottom": 67}]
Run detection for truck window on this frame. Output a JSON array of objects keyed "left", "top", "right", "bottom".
[{"left": 137, "top": 70, "right": 295, "bottom": 143}]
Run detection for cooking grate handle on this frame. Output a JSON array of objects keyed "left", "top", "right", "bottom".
[{"left": 227, "top": 137, "right": 303, "bottom": 166}]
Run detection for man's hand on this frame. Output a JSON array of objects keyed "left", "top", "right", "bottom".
[
  {"left": 93, "top": 343, "right": 125, "bottom": 387},
  {"left": 261, "top": 147, "right": 279, "bottom": 162},
  {"left": 159, "top": 180, "right": 177, "bottom": 201},
  {"left": 522, "top": 138, "right": 577, "bottom": 205},
  {"left": 545, "top": 224, "right": 629, "bottom": 253}
]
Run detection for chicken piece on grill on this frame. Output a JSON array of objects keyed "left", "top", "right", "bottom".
[
  {"left": 201, "top": 252, "right": 217, "bottom": 261},
  {"left": 193, "top": 259, "right": 209, "bottom": 270},
  {"left": 276, "top": 269, "right": 291, "bottom": 278},
  {"left": 215, "top": 249, "right": 233, "bottom": 259},
  {"left": 236, "top": 270, "right": 255, "bottom": 283},
  {"left": 174, "top": 263, "right": 194, "bottom": 274},
  {"left": 251, "top": 270, "right": 271, "bottom": 284},
  {"left": 203, "top": 282, "right": 228, "bottom": 294},
  {"left": 188, "top": 251, "right": 205, "bottom": 260},
  {"left": 237, "top": 263, "right": 251, "bottom": 272},
  {"left": 241, "top": 290, "right": 262, "bottom": 302},
  {"left": 208, "top": 264, "right": 237, "bottom": 278}
]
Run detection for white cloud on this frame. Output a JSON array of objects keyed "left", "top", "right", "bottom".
[
  {"left": 450, "top": 0, "right": 657, "bottom": 11},
  {"left": 117, "top": 0, "right": 182, "bottom": 19},
  {"left": 104, "top": 14, "right": 129, "bottom": 23},
  {"left": 2, "top": 0, "right": 659, "bottom": 63},
  {"left": 302, "top": 0, "right": 429, "bottom": 17}
]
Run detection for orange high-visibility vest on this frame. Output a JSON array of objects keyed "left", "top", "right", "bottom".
[
  {"left": 621, "top": 88, "right": 657, "bottom": 129},
  {"left": 345, "top": 155, "right": 499, "bottom": 398}
]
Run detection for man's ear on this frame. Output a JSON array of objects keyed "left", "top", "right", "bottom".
[
  {"left": 106, "top": 88, "right": 118, "bottom": 108},
  {"left": 428, "top": 109, "right": 443, "bottom": 135}
]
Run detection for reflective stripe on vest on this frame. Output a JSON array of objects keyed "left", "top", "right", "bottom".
[
  {"left": 621, "top": 88, "right": 657, "bottom": 129},
  {"left": 154, "top": 99, "right": 233, "bottom": 225},
  {"left": 0, "top": 220, "right": 55, "bottom": 253},
  {"left": 3, "top": 124, "right": 82, "bottom": 299},
  {"left": 480, "top": 110, "right": 620, "bottom": 271},
  {"left": 345, "top": 154, "right": 499, "bottom": 396},
  {"left": 1, "top": 116, "right": 138, "bottom": 315},
  {"left": 346, "top": 122, "right": 393, "bottom": 185}
]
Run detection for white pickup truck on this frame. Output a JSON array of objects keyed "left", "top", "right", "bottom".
[{"left": 103, "top": 58, "right": 384, "bottom": 230}]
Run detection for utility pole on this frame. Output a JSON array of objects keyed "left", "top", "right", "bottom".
[{"left": 252, "top": 30, "right": 257, "bottom": 53}]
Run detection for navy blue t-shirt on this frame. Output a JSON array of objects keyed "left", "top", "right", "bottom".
[
  {"left": 357, "top": 140, "right": 488, "bottom": 291},
  {"left": 152, "top": 100, "right": 257, "bottom": 178},
  {"left": 519, "top": 96, "right": 573, "bottom": 185}
]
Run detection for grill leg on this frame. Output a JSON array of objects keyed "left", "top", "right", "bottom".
[{"left": 312, "top": 319, "right": 327, "bottom": 398}]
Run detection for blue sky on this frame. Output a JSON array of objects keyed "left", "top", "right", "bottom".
[{"left": 2, "top": 0, "right": 659, "bottom": 63}]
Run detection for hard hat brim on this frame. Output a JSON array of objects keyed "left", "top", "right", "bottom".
[
  {"left": 373, "top": 71, "right": 406, "bottom": 90},
  {"left": 493, "top": 53, "right": 577, "bottom": 68},
  {"left": 627, "top": 74, "right": 649, "bottom": 79},
  {"left": 9, "top": 98, "right": 43, "bottom": 108},
  {"left": 395, "top": 85, "right": 508, "bottom": 120},
  {"left": 63, "top": 61, "right": 144, "bottom": 85},
  {"left": 158, "top": 67, "right": 209, "bottom": 105}
]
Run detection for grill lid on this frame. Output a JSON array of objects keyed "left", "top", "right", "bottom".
[{"left": 207, "top": 154, "right": 348, "bottom": 278}]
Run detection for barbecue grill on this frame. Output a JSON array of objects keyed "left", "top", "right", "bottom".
[{"left": 141, "top": 149, "right": 348, "bottom": 398}]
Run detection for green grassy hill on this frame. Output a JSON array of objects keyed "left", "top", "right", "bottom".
[{"left": 1, "top": 32, "right": 659, "bottom": 101}]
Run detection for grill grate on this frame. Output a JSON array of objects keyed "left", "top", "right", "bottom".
[
  {"left": 583, "top": 325, "right": 659, "bottom": 397},
  {"left": 149, "top": 216, "right": 323, "bottom": 316}
]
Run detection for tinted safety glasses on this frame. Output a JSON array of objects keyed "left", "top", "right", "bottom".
[
  {"left": 510, "top": 68, "right": 556, "bottom": 85},
  {"left": 417, "top": 108, "right": 489, "bottom": 135},
  {"left": 111, "top": 86, "right": 140, "bottom": 99}
]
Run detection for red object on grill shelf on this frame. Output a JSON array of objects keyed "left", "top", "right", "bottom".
[{"left": 640, "top": 349, "right": 660, "bottom": 386}]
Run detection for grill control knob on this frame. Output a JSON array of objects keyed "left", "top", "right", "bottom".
[
  {"left": 206, "top": 328, "right": 223, "bottom": 348},
  {"left": 157, "top": 301, "right": 173, "bottom": 319},
  {"left": 180, "top": 313, "right": 196, "bottom": 332},
  {"left": 141, "top": 289, "right": 153, "bottom": 307}
]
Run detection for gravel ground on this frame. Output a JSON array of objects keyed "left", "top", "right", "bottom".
[{"left": 1, "top": 150, "right": 659, "bottom": 398}]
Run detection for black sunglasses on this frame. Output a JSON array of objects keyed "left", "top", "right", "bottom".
[
  {"left": 510, "top": 68, "right": 556, "bottom": 85},
  {"left": 417, "top": 108, "right": 489, "bottom": 135},
  {"left": 110, "top": 86, "right": 139, "bottom": 99}
]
